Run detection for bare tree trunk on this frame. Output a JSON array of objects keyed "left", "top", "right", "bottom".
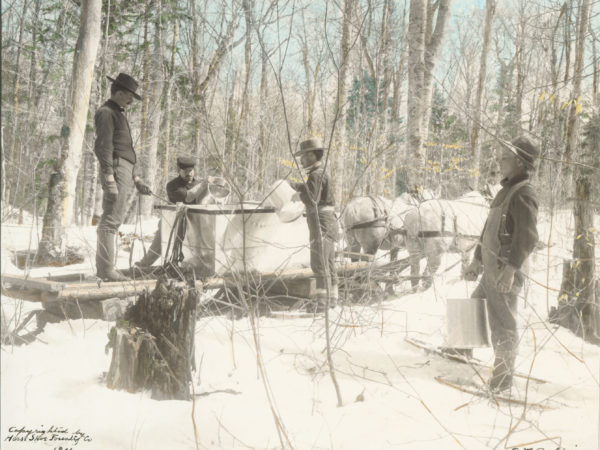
[
  {"left": 421, "top": 0, "right": 452, "bottom": 143},
  {"left": 514, "top": 4, "right": 528, "bottom": 132},
  {"left": 564, "top": 0, "right": 590, "bottom": 187},
  {"left": 590, "top": 23, "right": 598, "bottom": 107},
  {"left": 406, "top": 0, "right": 427, "bottom": 181},
  {"left": 470, "top": 0, "right": 496, "bottom": 190},
  {"left": 391, "top": 4, "right": 408, "bottom": 197},
  {"left": 233, "top": 0, "right": 253, "bottom": 190},
  {"left": 191, "top": 0, "right": 202, "bottom": 158},
  {"left": 140, "top": 0, "right": 164, "bottom": 218},
  {"left": 258, "top": 45, "right": 268, "bottom": 191},
  {"left": 161, "top": 7, "right": 178, "bottom": 186},
  {"left": 37, "top": 0, "right": 102, "bottom": 260},
  {"left": 331, "top": 0, "right": 354, "bottom": 203},
  {"left": 138, "top": 1, "right": 151, "bottom": 213},
  {"left": 7, "top": 0, "right": 29, "bottom": 212},
  {"left": 552, "top": 1, "right": 598, "bottom": 344},
  {"left": 301, "top": 10, "right": 314, "bottom": 134},
  {"left": 82, "top": 152, "right": 99, "bottom": 225}
]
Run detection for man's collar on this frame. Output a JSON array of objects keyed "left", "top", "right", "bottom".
[
  {"left": 180, "top": 176, "right": 195, "bottom": 185},
  {"left": 500, "top": 172, "right": 529, "bottom": 187},
  {"left": 106, "top": 99, "right": 125, "bottom": 112}
]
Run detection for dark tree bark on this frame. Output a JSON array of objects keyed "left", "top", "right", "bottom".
[
  {"left": 550, "top": 113, "right": 599, "bottom": 344},
  {"left": 106, "top": 277, "right": 198, "bottom": 400}
]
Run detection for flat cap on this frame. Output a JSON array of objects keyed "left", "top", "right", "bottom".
[{"left": 177, "top": 156, "right": 196, "bottom": 169}]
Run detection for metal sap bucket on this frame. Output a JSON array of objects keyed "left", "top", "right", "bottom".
[
  {"left": 446, "top": 298, "right": 490, "bottom": 348},
  {"left": 207, "top": 176, "right": 230, "bottom": 203},
  {"left": 266, "top": 179, "right": 305, "bottom": 223}
]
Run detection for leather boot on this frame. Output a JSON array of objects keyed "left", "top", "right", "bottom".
[
  {"left": 488, "top": 351, "right": 515, "bottom": 393},
  {"left": 307, "top": 289, "right": 328, "bottom": 313},
  {"left": 330, "top": 283, "right": 339, "bottom": 308},
  {"left": 96, "top": 230, "right": 129, "bottom": 282},
  {"left": 135, "top": 229, "right": 161, "bottom": 267}
]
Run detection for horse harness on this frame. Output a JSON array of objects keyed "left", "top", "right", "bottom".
[{"left": 348, "top": 196, "right": 389, "bottom": 230}]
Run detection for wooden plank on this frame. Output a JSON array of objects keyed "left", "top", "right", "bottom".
[
  {"left": 263, "top": 278, "right": 316, "bottom": 299},
  {"left": 5, "top": 259, "right": 392, "bottom": 303},
  {"left": 45, "top": 273, "right": 92, "bottom": 282},
  {"left": 1, "top": 286, "right": 44, "bottom": 302},
  {"left": 1, "top": 273, "right": 65, "bottom": 292},
  {"left": 57, "top": 279, "right": 160, "bottom": 302}
]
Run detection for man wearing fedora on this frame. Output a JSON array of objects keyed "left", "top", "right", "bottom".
[
  {"left": 94, "top": 73, "right": 151, "bottom": 281},
  {"left": 464, "top": 135, "right": 540, "bottom": 394},
  {"left": 134, "top": 156, "right": 220, "bottom": 270},
  {"left": 290, "top": 137, "right": 339, "bottom": 313}
]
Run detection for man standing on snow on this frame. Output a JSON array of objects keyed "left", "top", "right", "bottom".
[
  {"left": 94, "top": 73, "right": 151, "bottom": 281},
  {"left": 464, "top": 135, "right": 539, "bottom": 393},
  {"left": 290, "top": 137, "right": 339, "bottom": 313}
]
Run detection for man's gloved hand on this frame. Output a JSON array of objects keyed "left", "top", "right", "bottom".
[
  {"left": 135, "top": 179, "right": 152, "bottom": 195},
  {"left": 104, "top": 174, "right": 119, "bottom": 201},
  {"left": 463, "top": 259, "right": 482, "bottom": 282},
  {"left": 496, "top": 265, "right": 516, "bottom": 293},
  {"left": 185, "top": 180, "right": 208, "bottom": 202}
]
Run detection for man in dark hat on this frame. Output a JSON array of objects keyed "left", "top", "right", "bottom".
[
  {"left": 134, "top": 156, "right": 219, "bottom": 269},
  {"left": 290, "top": 137, "right": 339, "bottom": 313},
  {"left": 94, "top": 73, "right": 152, "bottom": 281},
  {"left": 464, "top": 135, "right": 540, "bottom": 394}
]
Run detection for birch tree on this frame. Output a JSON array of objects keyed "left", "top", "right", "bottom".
[
  {"left": 37, "top": 0, "right": 102, "bottom": 261},
  {"left": 406, "top": 0, "right": 451, "bottom": 187},
  {"left": 470, "top": 0, "right": 496, "bottom": 189}
]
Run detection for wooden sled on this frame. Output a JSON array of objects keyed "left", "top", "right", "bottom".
[
  {"left": 435, "top": 375, "right": 563, "bottom": 410},
  {"left": 1, "top": 260, "right": 395, "bottom": 304},
  {"left": 405, "top": 337, "right": 548, "bottom": 384}
]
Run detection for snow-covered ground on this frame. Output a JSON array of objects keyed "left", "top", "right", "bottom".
[{"left": 1, "top": 210, "right": 599, "bottom": 450}]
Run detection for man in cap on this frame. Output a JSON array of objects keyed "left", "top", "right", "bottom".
[
  {"left": 464, "top": 135, "right": 540, "bottom": 394},
  {"left": 134, "top": 156, "right": 220, "bottom": 269},
  {"left": 94, "top": 73, "right": 152, "bottom": 281},
  {"left": 290, "top": 137, "right": 339, "bottom": 313}
]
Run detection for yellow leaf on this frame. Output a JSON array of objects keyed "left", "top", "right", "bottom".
[
  {"left": 538, "top": 92, "right": 546, "bottom": 102},
  {"left": 549, "top": 93, "right": 555, "bottom": 102},
  {"left": 575, "top": 102, "right": 582, "bottom": 115},
  {"left": 576, "top": 234, "right": 582, "bottom": 240}
]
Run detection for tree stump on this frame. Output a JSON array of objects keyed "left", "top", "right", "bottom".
[{"left": 106, "top": 276, "right": 198, "bottom": 400}]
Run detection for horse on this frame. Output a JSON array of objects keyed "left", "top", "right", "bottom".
[
  {"left": 402, "top": 191, "right": 489, "bottom": 289},
  {"left": 341, "top": 194, "right": 418, "bottom": 262}
]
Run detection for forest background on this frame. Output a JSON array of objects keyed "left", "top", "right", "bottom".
[
  {"left": 2, "top": 0, "right": 599, "bottom": 220},
  {"left": 1, "top": 0, "right": 599, "bottom": 298}
]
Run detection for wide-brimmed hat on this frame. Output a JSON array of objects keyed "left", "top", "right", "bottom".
[
  {"left": 294, "top": 137, "right": 325, "bottom": 157},
  {"left": 107, "top": 73, "right": 142, "bottom": 100},
  {"left": 501, "top": 136, "right": 539, "bottom": 169},
  {"left": 176, "top": 156, "right": 196, "bottom": 169}
]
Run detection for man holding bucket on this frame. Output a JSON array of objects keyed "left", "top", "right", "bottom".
[
  {"left": 464, "top": 136, "right": 539, "bottom": 394},
  {"left": 290, "top": 137, "right": 339, "bottom": 313},
  {"left": 134, "top": 156, "right": 228, "bottom": 271}
]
